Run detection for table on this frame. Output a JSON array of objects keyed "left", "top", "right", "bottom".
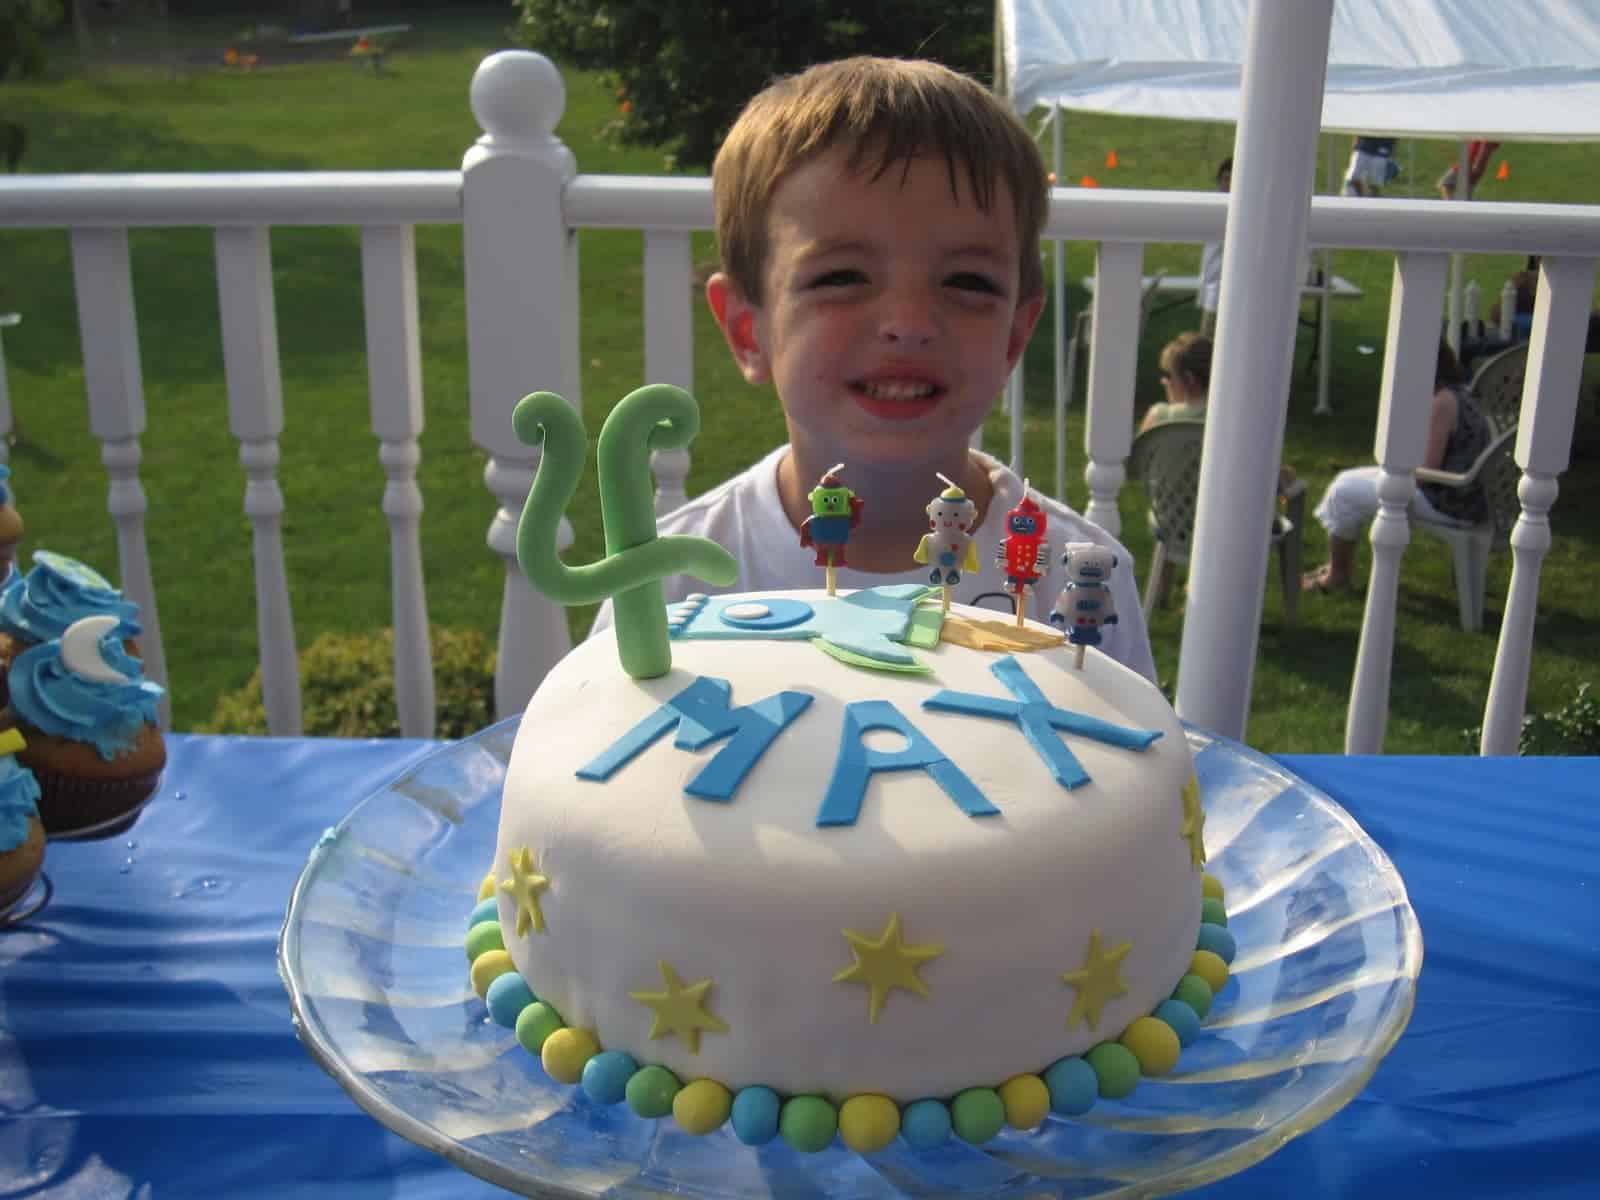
[
  {"left": 3, "top": 736, "right": 1595, "bottom": 1198},
  {"left": 1080, "top": 272, "right": 1364, "bottom": 416}
]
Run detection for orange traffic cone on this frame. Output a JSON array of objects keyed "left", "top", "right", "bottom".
[
  {"left": 1106, "top": 149, "right": 1119, "bottom": 169},
  {"left": 1080, "top": 175, "right": 1100, "bottom": 188},
  {"left": 1495, "top": 159, "right": 1510, "bottom": 181}
]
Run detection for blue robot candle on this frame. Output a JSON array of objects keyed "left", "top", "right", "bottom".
[{"left": 1052, "top": 542, "right": 1120, "bottom": 668}]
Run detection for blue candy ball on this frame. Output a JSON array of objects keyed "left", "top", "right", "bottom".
[
  {"left": 1155, "top": 998, "right": 1203, "bottom": 1048},
  {"left": 899, "top": 1098, "right": 952, "bottom": 1150},
  {"left": 467, "top": 897, "right": 499, "bottom": 928},
  {"left": 1196, "top": 922, "right": 1237, "bottom": 965},
  {"left": 580, "top": 1050, "right": 638, "bottom": 1106},
  {"left": 731, "top": 1086, "right": 782, "bottom": 1145},
  {"left": 484, "top": 971, "right": 537, "bottom": 1028},
  {"left": 1042, "top": 1055, "right": 1098, "bottom": 1116}
]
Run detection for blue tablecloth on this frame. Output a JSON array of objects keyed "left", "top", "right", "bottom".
[{"left": 2, "top": 736, "right": 1596, "bottom": 1198}]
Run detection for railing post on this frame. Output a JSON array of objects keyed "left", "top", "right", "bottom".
[
  {"left": 1481, "top": 255, "right": 1596, "bottom": 754},
  {"left": 1082, "top": 240, "right": 1143, "bottom": 536},
  {"left": 1344, "top": 252, "right": 1449, "bottom": 754},
  {"left": 463, "top": 50, "right": 580, "bottom": 720}
]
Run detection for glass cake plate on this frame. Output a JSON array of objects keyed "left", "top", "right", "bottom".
[{"left": 279, "top": 717, "right": 1422, "bottom": 1199}]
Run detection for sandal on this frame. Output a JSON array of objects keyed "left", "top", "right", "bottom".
[{"left": 1300, "top": 565, "right": 1355, "bottom": 593}]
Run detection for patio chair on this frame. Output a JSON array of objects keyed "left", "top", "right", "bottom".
[
  {"left": 1413, "top": 423, "right": 1522, "bottom": 632},
  {"left": 1127, "top": 419, "right": 1304, "bottom": 625},
  {"left": 1466, "top": 341, "right": 1529, "bottom": 435}
]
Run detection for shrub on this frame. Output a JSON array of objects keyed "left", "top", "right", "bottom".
[
  {"left": 1463, "top": 681, "right": 1600, "bottom": 756},
  {"left": 203, "top": 626, "right": 495, "bottom": 739}
]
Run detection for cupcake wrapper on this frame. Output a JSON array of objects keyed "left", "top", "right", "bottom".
[{"left": 32, "top": 764, "right": 162, "bottom": 840}]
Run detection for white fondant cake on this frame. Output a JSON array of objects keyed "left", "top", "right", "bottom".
[{"left": 491, "top": 589, "right": 1201, "bottom": 1104}]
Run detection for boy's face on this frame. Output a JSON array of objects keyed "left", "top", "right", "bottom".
[{"left": 708, "top": 146, "right": 1043, "bottom": 474}]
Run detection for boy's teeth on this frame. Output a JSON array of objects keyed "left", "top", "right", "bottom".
[{"left": 861, "top": 381, "right": 935, "bottom": 400}]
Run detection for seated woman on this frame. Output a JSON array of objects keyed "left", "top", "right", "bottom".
[
  {"left": 1302, "top": 339, "right": 1490, "bottom": 592},
  {"left": 1140, "top": 332, "right": 1211, "bottom": 433}
]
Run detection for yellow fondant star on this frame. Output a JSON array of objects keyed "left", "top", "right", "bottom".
[
  {"left": 1060, "top": 930, "right": 1132, "bottom": 1031},
  {"left": 499, "top": 846, "right": 550, "bottom": 936},
  {"left": 1180, "top": 775, "right": 1207, "bottom": 869},
  {"left": 630, "top": 960, "right": 730, "bottom": 1054},
  {"left": 0, "top": 728, "right": 25, "bottom": 755},
  {"left": 832, "top": 912, "right": 945, "bottom": 1024}
]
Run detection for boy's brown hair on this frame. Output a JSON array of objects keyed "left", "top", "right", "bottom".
[{"left": 712, "top": 57, "right": 1049, "bottom": 307}]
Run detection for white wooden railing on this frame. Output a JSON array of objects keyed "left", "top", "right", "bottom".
[{"left": 0, "top": 49, "right": 1595, "bottom": 755}]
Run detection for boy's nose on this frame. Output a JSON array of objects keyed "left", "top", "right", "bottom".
[{"left": 879, "top": 296, "right": 938, "bottom": 345}]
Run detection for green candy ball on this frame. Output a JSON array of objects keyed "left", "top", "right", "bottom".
[
  {"left": 514, "top": 1001, "right": 564, "bottom": 1055},
  {"left": 1172, "top": 973, "right": 1215, "bottom": 1020},
  {"left": 1086, "top": 1042, "right": 1141, "bottom": 1099},
  {"left": 464, "top": 920, "right": 505, "bottom": 961},
  {"left": 1200, "top": 896, "right": 1228, "bottom": 927},
  {"left": 950, "top": 1087, "right": 1006, "bottom": 1144},
  {"left": 625, "top": 1065, "right": 682, "bottom": 1119},
  {"left": 779, "top": 1095, "right": 838, "bottom": 1153}
]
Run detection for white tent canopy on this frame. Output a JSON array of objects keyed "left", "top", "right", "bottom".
[{"left": 1000, "top": 0, "right": 1600, "bottom": 142}]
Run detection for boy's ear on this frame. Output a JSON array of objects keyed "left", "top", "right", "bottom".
[
  {"left": 706, "top": 272, "right": 771, "bottom": 385},
  {"left": 1005, "top": 293, "right": 1047, "bottom": 371}
]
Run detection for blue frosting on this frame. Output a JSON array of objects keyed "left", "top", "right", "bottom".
[
  {"left": 0, "top": 550, "right": 143, "bottom": 643},
  {"left": 0, "top": 755, "right": 41, "bottom": 852},
  {"left": 9, "top": 629, "right": 164, "bottom": 760}
]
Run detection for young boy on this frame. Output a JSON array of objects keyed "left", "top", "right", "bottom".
[{"left": 595, "top": 57, "right": 1156, "bottom": 684}]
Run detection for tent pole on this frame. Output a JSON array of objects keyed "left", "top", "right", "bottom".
[
  {"left": 1176, "top": 0, "right": 1334, "bottom": 741},
  {"left": 1447, "top": 138, "right": 1470, "bottom": 353}
]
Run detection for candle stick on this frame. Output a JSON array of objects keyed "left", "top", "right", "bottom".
[
  {"left": 1051, "top": 542, "right": 1121, "bottom": 670},
  {"left": 914, "top": 472, "right": 978, "bottom": 613},
  {"left": 994, "top": 481, "right": 1048, "bottom": 628},
  {"left": 513, "top": 384, "right": 737, "bottom": 679},
  {"left": 800, "top": 464, "right": 863, "bottom": 597}
]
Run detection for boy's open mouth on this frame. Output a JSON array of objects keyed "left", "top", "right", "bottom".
[{"left": 851, "top": 378, "right": 943, "bottom": 420}]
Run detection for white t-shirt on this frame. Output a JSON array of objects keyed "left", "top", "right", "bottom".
[{"left": 590, "top": 445, "right": 1159, "bottom": 685}]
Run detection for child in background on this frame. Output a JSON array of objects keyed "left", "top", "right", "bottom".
[
  {"left": 592, "top": 57, "right": 1156, "bottom": 683},
  {"left": 1141, "top": 333, "right": 1212, "bottom": 434}
]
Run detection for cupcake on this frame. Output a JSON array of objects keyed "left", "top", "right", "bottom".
[
  {"left": 0, "top": 550, "right": 142, "bottom": 707},
  {"left": 5, "top": 614, "right": 165, "bottom": 839},
  {"left": 0, "top": 729, "right": 45, "bottom": 913}
]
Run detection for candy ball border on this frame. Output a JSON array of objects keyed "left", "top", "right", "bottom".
[{"left": 463, "top": 876, "right": 1235, "bottom": 1153}]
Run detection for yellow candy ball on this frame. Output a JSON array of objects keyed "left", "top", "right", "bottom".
[
  {"left": 998, "top": 1074, "right": 1050, "bottom": 1130},
  {"left": 1121, "top": 1016, "right": 1182, "bottom": 1076},
  {"left": 540, "top": 1027, "right": 599, "bottom": 1084},
  {"left": 469, "top": 949, "right": 515, "bottom": 998},
  {"left": 478, "top": 871, "right": 497, "bottom": 901},
  {"left": 673, "top": 1078, "right": 733, "bottom": 1135},
  {"left": 1190, "top": 949, "right": 1230, "bottom": 994},
  {"left": 838, "top": 1094, "right": 900, "bottom": 1153},
  {"left": 1201, "top": 873, "right": 1225, "bottom": 902}
]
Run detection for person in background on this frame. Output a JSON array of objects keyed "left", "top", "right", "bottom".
[
  {"left": 1341, "top": 135, "right": 1400, "bottom": 197},
  {"left": 1301, "top": 339, "right": 1489, "bottom": 593},
  {"left": 1196, "top": 158, "right": 1231, "bottom": 337},
  {"left": 1140, "top": 333, "right": 1212, "bottom": 433},
  {"left": 1437, "top": 140, "right": 1500, "bottom": 200}
]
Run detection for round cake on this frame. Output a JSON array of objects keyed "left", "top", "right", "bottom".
[{"left": 488, "top": 587, "right": 1210, "bottom": 1112}]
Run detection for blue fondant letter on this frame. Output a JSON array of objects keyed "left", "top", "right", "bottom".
[
  {"left": 817, "top": 700, "right": 998, "bottom": 827},
  {"left": 578, "top": 675, "right": 814, "bottom": 801}
]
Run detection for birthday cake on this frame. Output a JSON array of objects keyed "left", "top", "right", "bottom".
[{"left": 464, "top": 386, "right": 1233, "bottom": 1152}]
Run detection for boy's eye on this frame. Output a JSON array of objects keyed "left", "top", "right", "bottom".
[
  {"left": 946, "top": 272, "right": 1002, "bottom": 295},
  {"left": 808, "top": 268, "right": 866, "bottom": 288}
]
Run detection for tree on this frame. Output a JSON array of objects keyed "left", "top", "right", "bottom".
[
  {"left": 0, "top": 0, "right": 64, "bottom": 81},
  {"left": 513, "top": 1, "right": 993, "bottom": 172}
]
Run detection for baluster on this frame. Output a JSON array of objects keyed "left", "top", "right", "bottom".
[
  {"left": 1345, "top": 252, "right": 1448, "bottom": 754},
  {"left": 361, "top": 224, "right": 433, "bottom": 738},
  {"left": 1481, "top": 255, "right": 1596, "bottom": 754},
  {"left": 69, "top": 229, "right": 170, "bottom": 729},
  {"left": 0, "top": 313, "right": 17, "bottom": 476},
  {"left": 1083, "top": 240, "right": 1143, "bottom": 535},
  {"left": 643, "top": 228, "right": 693, "bottom": 515},
  {"left": 214, "top": 225, "right": 301, "bottom": 736},
  {"left": 463, "top": 50, "right": 579, "bottom": 718},
  {"left": 1463, "top": 279, "right": 1482, "bottom": 340}
]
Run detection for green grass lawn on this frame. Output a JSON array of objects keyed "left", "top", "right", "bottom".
[{"left": 1, "top": 5, "right": 1597, "bottom": 750}]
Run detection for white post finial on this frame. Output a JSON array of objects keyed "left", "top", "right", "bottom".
[{"left": 469, "top": 50, "right": 566, "bottom": 149}]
